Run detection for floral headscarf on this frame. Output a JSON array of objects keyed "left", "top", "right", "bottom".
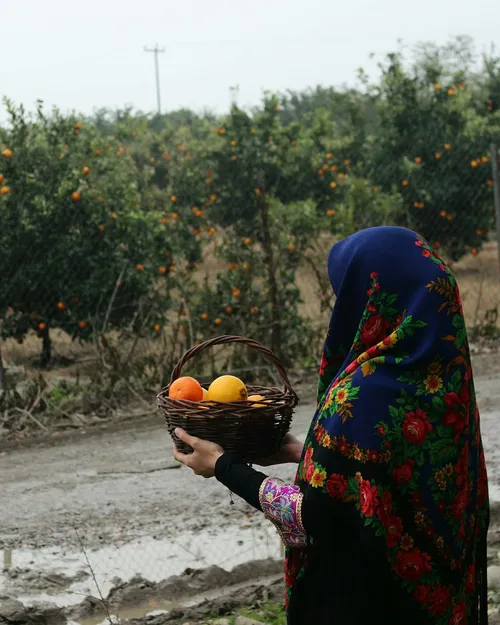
[{"left": 287, "top": 226, "right": 489, "bottom": 625}]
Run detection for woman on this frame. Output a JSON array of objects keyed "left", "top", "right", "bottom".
[{"left": 173, "top": 226, "right": 490, "bottom": 625}]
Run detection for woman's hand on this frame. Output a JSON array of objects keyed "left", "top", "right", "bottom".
[
  {"left": 173, "top": 428, "right": 224, "bottom": 478},
  {"left": 255, "top": 433, "right": 304, "bottom": 467}
]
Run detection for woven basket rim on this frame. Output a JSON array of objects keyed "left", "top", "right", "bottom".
[{"left": 165, "top": 334, "right": 298, "bottom": 402}]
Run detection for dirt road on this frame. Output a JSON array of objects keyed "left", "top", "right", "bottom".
[{"left": 1, "top": 370, "right": 499, "bottom": 613}]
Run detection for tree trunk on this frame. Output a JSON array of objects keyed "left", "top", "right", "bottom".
[
  {"left": 0, "top": 339, "right": 5, "bottom": 391},
  {"left": 40, "top": 326, "right": 52, "bottom": 368},
  {"left": 258, "top": 195, "right": 282, "bottom": 362}
]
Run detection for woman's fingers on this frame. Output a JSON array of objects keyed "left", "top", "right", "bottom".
[
  {"left": 174, "top": 427, "right": 200, "bottom": 449},
  {"left": 172, "top": 444, "right": 192, "bottom": 467}
]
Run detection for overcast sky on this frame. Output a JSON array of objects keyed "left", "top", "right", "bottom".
[{"left": 1, "top": 0, "right": 499, "bottom": 119}]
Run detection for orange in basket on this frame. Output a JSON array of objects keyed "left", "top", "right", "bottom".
[{"left": 168, "top": 376, "right": 204, "bottom": 402}]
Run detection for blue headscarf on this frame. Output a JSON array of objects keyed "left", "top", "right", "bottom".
[{"left": 286, "top": 227, "right": 489, "bottom": 624}]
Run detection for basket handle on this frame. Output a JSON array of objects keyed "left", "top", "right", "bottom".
[{"left": 169, "top": 335, "right": 298, "bottom": 399}]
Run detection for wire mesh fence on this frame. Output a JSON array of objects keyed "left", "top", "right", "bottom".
[{"left": 1, "top": 105, "right": 500, "bottom": 623}]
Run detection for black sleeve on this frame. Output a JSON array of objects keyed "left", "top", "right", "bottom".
[
  {"left": 215, "top": 453, "right": 362, "bottom": 542},
  {"left": 215, "top": 452, "right": 267, "bottom": 511}
]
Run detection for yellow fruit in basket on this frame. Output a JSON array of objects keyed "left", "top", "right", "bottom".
[
  {"left": 208, "top": 375, "right": 248, "bottom": 402},
  {"left": 202, "top": 388, "right": 209, "bottom": 401},
  {"left": 248, "top": 394, "right": 268, "bottom": 408},
  {"left": 169, "top": 376, "right": 203, "bottom": 401}
]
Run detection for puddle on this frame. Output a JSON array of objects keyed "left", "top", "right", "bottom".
[
  {"left": 0, "top": 523, "right": 280, "bottom": 611},
  {"left": 76, "top": 571, "right": 282, "bottom": 625}
]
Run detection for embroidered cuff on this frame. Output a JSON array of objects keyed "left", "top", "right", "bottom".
[{"left": 258, "top": 477, "right": 307, "bottom": 548}]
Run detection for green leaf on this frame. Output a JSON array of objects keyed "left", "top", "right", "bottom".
[{"left": 430, "top": 441, "right": 458, "bottom": 464}]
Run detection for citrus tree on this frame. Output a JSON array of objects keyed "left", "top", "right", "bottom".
[
  {"left": 0, "top": 102, "right": 194, "bottom": 366},
  {"left": 361, "top": 47, "right": 500, "bottom": 259}
]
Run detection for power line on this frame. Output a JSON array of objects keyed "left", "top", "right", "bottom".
[{"left": 144, "top": 44, "right": 165, "bottom": 114}]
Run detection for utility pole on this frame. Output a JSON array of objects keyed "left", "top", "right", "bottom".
[
  {"left": 144, "top": 44, "right": 165, "bottom": 114},
  {"left": 229, "top": 85, "right": 240, "bottom": 107}
]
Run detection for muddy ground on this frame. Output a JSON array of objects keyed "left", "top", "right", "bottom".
[{"left": 1, "top": 352, "right": 500, "bottom": 624}]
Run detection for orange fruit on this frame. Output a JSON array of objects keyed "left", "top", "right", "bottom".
[
  {"left": 158, "top": 266, "right": 167, "bottom": 275},
  {"left": 78, "top": 320, "right": 88, "bottom": 329},
  {"left": 72, "top": 191, "right": 81, "bottom": 202},
  {"left": 57, "top": 302, "right": 65, "bottom": 310},
  {"left": 248, "top": 394, "right": 268, "bottom": 408},
  {"left": 0, "top": 174, "right": 4, "bottom": 184},
  {"left": 169, "top": 377, "right": 204, "bottom": 402},
  {"left": 2, "top": 149, "right": 13, "bottom": 158},
  {"left": 208, "top": 375, "right": 248, "bottom": 402},
  {"left": 136, "top": 264, "right": 145, "bottom": 272},
  {"left": 0, "top": 186, "right": 10, "bottom": 196},
  {"left": 82, "top": 166, "right": 90, "bottom": 176},
  {"left": 98, "top": 224, "right": 105, "bottom": 232}
]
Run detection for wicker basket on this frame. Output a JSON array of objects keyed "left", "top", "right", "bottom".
[{"left": 157, "top": 335, "right": 299, "bottom": 462}]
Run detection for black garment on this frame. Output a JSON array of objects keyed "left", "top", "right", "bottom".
[{"left": 215, "top": 453, "right": 433, "bottom": 625}]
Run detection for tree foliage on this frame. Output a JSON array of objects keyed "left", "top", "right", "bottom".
[{"left": 0, "top": 38, "right": 499, "bottom": 367}]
